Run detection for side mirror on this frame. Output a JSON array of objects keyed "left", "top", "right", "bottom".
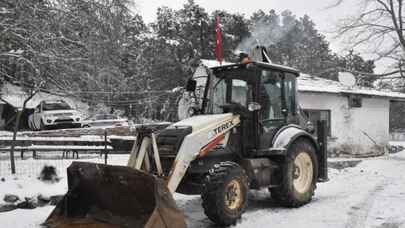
[
  {"left": 306, "top": 121, "right": 315, "bottom": 134},
  {"left": 186, "top": 79, "right": 197, "bottom": 92},
  {"left": 187, "top": 107, "right": 198, "bottom": 117},
  {"left": 248, "top": 102, "right": 261, "bottom": 112}
]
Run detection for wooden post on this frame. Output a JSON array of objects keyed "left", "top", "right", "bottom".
[
  {"left": 9, "top": 110, "right": 21, "bottom": 174},
  {"left": 9, "top": 89, "right": 39, "bottom": 174},
  {"left": 104, "top": 130, "right": 108, "bottom": 165},
  {"left": 317, "top": 120, "right": 328, "bottom": 181}
]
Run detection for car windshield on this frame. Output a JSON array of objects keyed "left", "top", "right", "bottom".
[{"left": 42, "top": 102, "right": 71, "bottom": 111}]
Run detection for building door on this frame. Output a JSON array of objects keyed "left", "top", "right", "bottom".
[{"left": 303, "top": 109, "right": 331, "bottom": 136}]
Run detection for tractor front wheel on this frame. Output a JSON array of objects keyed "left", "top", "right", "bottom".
[
  {"left": 201, "top": 161, "right": 248, "bottom": 226},
  {"left": 271, "top": 139, "right": 318, "bottom": 207}
]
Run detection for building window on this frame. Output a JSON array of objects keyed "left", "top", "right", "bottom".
[
  {"left": 390, "top": 101, "right": 405, "bottom": 132},
  {"left": 348, "top": 95, "right": 362, "bottom": 108},
  {"left": 303, "top": 109, "right": 331, "bottom": 136}
]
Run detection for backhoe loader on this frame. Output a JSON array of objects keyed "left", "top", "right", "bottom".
[{"left": 45, "top": 47, "right": 328, "bottom": 227}]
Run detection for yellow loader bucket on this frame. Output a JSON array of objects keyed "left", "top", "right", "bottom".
[{"left": 45, "top": 162, "right": 186, "bottom": 228}]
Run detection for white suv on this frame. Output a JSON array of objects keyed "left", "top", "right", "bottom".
[{"left": 28, "top": 100, "right": 82, "bottom": 130}]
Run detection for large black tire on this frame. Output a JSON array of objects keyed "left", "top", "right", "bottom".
[
  {"left": 271, "top": 139, "right": 318, "bottom": 207},
  {"left": 201, "top": 161, "right": 248, "bottom": 226}
]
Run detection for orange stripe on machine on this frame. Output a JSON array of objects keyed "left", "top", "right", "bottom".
[{"left": 198, "top": 133, "right": 225, "bottom": 157}]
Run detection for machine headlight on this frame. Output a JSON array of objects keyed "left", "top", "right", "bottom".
[{"left": 248, "top": 102, "right": 262, "bottom": 112}]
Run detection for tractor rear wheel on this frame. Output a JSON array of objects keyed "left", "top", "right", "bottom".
[
  {"left": 201, "top": 161, "right": 248, "bottom": 226},
  {"left": 271, "top": 139, "right": 318, "bottom": 207}
]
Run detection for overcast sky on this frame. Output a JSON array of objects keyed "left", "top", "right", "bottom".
[{"left": 134, "top": 0, "right": 358, "bottom": 52}]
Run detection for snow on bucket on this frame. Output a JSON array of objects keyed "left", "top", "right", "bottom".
[{"left": 45, "top": 162, "right": 186, "bottom": 228}]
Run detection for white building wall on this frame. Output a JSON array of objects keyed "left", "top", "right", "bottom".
[{"left": 298, "top": 92, "right": 389, "bottom": 155}]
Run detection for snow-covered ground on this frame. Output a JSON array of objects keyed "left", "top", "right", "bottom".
[
  {"left": 390, "top": 141, "right": 405, "bottom": 147},
  {"left": 1, "top": 152, "right": 405, "bottom": 228}
]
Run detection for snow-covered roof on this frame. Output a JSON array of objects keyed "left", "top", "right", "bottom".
[
  {"left": 0, "top": 82, "right": 89, "bottom": 110},
  {"left": 200, "top": 59, "right": 234, "bottom": 68},
  {"left": 199, "top": 59, "right": 405, "bottom": 100},
  {"left": 298, "top": 74, "right": 405, "bottom": 100}
]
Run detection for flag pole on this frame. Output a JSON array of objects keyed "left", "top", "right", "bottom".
[{"left": 215, "top": 15, "right": 223, "bottom": 65}]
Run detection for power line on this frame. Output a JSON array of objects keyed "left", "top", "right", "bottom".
[{"left": 70, "top": 90, "right": 175, "bottom": 94}]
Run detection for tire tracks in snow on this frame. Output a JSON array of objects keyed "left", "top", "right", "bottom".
[{"left": 345, "top": 180, "right": 389, "bottom": 228}]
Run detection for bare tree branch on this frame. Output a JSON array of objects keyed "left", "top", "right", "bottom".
[
  {"left": 333, "top": 0, "right": 405, "bottom": 80},
  {"left": 324, "top": 0, "right": 344, "bottom": 10}
]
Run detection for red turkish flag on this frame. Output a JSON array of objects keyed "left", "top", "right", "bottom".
[{"left": 215, "top": 16, "right": 223, "bottom": 64}]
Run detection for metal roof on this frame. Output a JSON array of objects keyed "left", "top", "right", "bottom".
[
  {"left": 298, "top": 74, "right": 405, "bottom": 100},
  {"left": 210, "top": 61, "right": 300, "bottom": 75},
  {"left": 200, "top": 59, "right": 405, "bottom": 100}
]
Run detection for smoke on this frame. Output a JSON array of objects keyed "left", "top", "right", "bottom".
[{"left": 235, "top": 16, "right": 297, "bottom": 55}]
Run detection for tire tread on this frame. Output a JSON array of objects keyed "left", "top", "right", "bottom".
[
  {"left": 201, "top": 161, "right": 248, "bottom": 226},
  {"left": 271, "top": 138, "right": 318, "bottom": 207}
]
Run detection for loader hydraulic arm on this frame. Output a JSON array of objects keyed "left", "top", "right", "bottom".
[
  {"left": 127, "top": 113, "right": 241, "bottom": 193},
  {"left": 166, "top": 114, "right": 240, "bottom": 193}
]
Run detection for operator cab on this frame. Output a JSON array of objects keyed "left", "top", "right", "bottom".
[
  {"left": 187, "top": 60, "right": 300, "bottom": 155},
  {"left": 214, "top": 62, "right": 299, "bottom": 152}
]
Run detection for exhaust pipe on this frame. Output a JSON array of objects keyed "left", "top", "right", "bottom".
[{"left": 239, "top": 46, "right": 272, "bottom": 64}]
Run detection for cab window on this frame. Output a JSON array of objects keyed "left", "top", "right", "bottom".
[
  {"left": 231, "top": 79, "right": 250, "bottom": 106},
  {"left": 284, "top": 73, "right": 297, "bottom": 114},
  {"left": 210, "top": 77, "right": 252, "bottom": 114},
  {"left": 211, "top": 78, "right": 227, "bottom": 114},
  {"left": 260, "top": 70, "right": 284, "bottom": 123}
]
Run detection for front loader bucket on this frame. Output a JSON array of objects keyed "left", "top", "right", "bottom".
[{"left": 45, "top": 162, "right": 186, "bottom": 228}]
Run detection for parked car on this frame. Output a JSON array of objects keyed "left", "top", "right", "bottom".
[
  {"left": 28, "top": 100, "right": 82, "bottom": 131},
  {"left": 81, "top": 114, "right": 129, "bottom": 128}
]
